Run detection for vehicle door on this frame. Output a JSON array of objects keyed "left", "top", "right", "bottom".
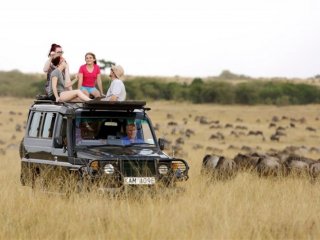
[
  {"left": 51, "top": 116, "right": 69, "bottom": 163},
  {"left": 24, "top": 111, "right": 56, "bottom": 161}
]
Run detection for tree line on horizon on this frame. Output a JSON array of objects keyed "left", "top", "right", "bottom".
[{"left": 0, "top": 70, "right": 320, "bottom": 105}]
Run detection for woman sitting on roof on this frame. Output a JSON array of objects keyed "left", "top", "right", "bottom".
[
  {"left": 47, "top": 56, "right": 91, "bottom": 102},
  {"left": 43, "top": 43, "right": 71, "bottom": 95},
  {"left": 78, "top": 52, "right": 103, "bottom": 98}
]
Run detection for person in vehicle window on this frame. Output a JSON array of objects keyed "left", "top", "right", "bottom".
[
  {"left": 48, "top": 56, "right": 91, "bottom": 102},
  {"left": 43, "top": 43, "right": 71, "bottom": 95},
  {"left": 121, "top": 123, "right": 144, "bottom": 144},
  {"left": 78, "top": 52, "right": 103, "bottom": 98},
  {"left": 104, "top": 65, "right": 126, "bottom": 101}
]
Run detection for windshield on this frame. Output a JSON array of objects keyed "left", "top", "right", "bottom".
[{"left": 75, "top": 111, "right": 156, "bottom": 147}]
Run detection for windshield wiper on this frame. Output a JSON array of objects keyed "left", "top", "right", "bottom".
[
  {"left": 123, "top": 143, "right": 155, "bottom": 147},
  {"left": 82, "top": 144, "right": 124, "bottom": 148}
]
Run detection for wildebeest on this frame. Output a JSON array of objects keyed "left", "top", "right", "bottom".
[
  {"left": 206, "top": 146, "right": 223, "bottom": 153},
  {"left": 233, "top": 152, "right": 261, "bottom": 170},
  {"left": 168, "top": 121, "right": 178, "bottom": 126},
  {"left": 247, "top": 130, "right": 263, "bottom": 136},
  {"left": 309, "top": 162, "right": 320, "bottom": 180},
  {"left": 202, "top": 154, "right": 237, "bottom": 180},
  {"left": 255, "top": 155, "right": 282, "bottom": 177},
  {"left": 209, "top": 132, "right": 224, "bottom": 140},
  {"left": 306, "top": 126, "right": 316, "bottom": 132},
  {"left": 283, "top": 155, "right": 314, "bottom": 176},
  {"left": 270, "top": 134, "right": 280, "bottom": 142}
]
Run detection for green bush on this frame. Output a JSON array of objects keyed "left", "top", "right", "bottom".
[{"left": 1, "top": 70, "right": 320, "bottom": 105}]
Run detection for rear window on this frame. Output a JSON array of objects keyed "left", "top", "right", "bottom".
[
  {"left": 28, "top": 112, "right": 43, "bottom": 137},
  {"left": 41, "top": 113, "right": 56, "bottom": 138}
]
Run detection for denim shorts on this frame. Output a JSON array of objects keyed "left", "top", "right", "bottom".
[{"left": 80, "top": 86, "right": 98, "bottom": 94}]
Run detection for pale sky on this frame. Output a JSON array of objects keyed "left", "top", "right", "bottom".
[{"left": 0, "top": 0, "right": 319, "bottom": 78}]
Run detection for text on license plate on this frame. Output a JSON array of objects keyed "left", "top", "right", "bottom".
[{"left": 124, "top": 177, "right": 156, "bottom": 185}]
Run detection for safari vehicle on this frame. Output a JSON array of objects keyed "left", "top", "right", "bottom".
[{"left": 19, "top": 100, "right": 189, "bottom": 193}]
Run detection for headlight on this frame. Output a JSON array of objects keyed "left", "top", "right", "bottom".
[
  {"left": 171, "top": 162, "right": 179, "bottom": 171},
  {"left": 158, "top": 164, "right": 168, "bottom": 175},
  {"left": 104, "top": 164, "right": 115, "bottom": 174},
  {"left": 90, "top": 160, "right": 100, "bottom": 171}
]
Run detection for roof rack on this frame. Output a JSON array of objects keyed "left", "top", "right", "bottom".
[
  {"left": 34, "top": 99, "right": 56, "bottom": 104},
  {"left": 33, "top": 100, "right": 84, "bottom": 111},
  {"left": 33, "top": 99, "right": 80, "bottom": 105},
  {"left": 83, "top": 100, "right": 150, "bottom": 111},
  {"left": 34, "top": 95, "right": 83, "bottom": 105},
  {"left": 33, "top": 98, "right": 150, "bottom": 111}
]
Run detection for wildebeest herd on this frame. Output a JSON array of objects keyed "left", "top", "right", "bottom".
[
  {"left": 202, "top": 151, "right": 320, "bottom": 181},
  {"left": 153, "top": 108, "right": 320, "bottom": 182}
]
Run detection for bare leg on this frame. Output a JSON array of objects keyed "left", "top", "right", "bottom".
[
  {"left": 60, "top": 90, "right": 91, "bottom": 102},
  {"left": 81, "top": 89, "right": 90, "bottom": 97},
  {"left": 91, "top": 89, "right": 101, "bottom": 98},
  {"left": 77, "top": 90, "right": 92, "bottom": 101},
  {"left": 70, "top": 97, "right": 81, "bottom": 102}
]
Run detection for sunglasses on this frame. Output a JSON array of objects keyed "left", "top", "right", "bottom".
[{"left": 56, "top": 51, "right": 64, "bottom": 54}]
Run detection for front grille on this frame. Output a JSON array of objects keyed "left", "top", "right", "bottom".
[{"left": 122, "top": 160, "right": 156, "bottom": 177}]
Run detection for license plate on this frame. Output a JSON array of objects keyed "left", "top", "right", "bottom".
[{"left": 124, "top": 177, "right": 156, "bottom": 185}]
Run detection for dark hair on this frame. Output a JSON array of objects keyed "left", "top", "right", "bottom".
[
  {"left": 48, "top": 43, "right": 62, "bottom": 57},
  {"left": 85, "top": 52, "right": 97, "bottom": 65},
  {"left": 51, "top": 56, "right": 61, "bottom": 67}
]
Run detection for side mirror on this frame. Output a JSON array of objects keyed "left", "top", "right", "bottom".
[
  {"left": 53, "top": 136, "right": 63, "bottom": 148},
  {"left": 158, "top": 138, "right": 165, "bottom": 150}
]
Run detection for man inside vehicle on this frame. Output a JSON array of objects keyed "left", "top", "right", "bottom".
[{"left": 121, "top": 123, "right": 144, "bottom": 144}]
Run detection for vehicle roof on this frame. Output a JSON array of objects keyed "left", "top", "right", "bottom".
[{"left": 31, "top": 100, "right": 150, "bottom": 115}]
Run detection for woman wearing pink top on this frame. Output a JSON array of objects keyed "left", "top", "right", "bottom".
[{"left": 78, "top": 52, "right": 103, "bottom": 98}]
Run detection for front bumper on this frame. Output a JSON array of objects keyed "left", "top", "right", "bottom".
[{"left": 83, "top": 158, "right": 190, "bottom": 189}]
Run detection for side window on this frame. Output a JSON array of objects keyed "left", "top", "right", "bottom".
[
  {"left": 142, "top": 121, "right": 155, "bottom": 144},
  {"left": 28, "top": 112, "right": 43, "bottom": 137},
  {"left": 41, "top": 113, "right": 56, "bottom": 138}
]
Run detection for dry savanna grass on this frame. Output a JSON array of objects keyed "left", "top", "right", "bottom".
[{"left": 1, "top": 97, "right": 320, "bottom": 239}]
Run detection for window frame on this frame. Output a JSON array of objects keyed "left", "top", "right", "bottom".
[
  {"left": 28, "top": 111, "right": 44, "bottom": 138},
  {"left": 41, "top": 112, "right": 57, "bottom": 139}
]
